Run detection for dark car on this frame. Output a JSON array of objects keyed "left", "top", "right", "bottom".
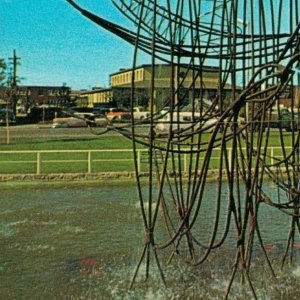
[
  {"left": 92, "top": 107, "right": 110, "bottom": 115},
  {"left": 270, "top": 109, "right": 299, "bottom": 131},
  {"left": 0, "top": 108, "right": 16, "bottom": 125}
]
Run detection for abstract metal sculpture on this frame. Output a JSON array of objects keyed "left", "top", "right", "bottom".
[{"left": 66, "top": 1, "right": 300, "bottom": 298}]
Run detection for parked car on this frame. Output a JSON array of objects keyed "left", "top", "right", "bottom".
[
  {"left": 155, "top": 111, "right": 244, "bottom": 133},
  {"left": 287, "top": 109, "right": 300, "bottom": 131},
  {"left": 0, "top": 108, "right": 16, "bottom": 125},
  {"left": 133, "top": 106, "right": 150, "bottom": 120},
  {"left": 269, "top": 108, "right": 300, "bottom": 131},
  {"left": 52, "top": 112, "right": 95, "bottom": 128},
  {"left": 155, "top": 111, "right": 218, "bottom": 132},
  {"left": 92, "top": 107, "right": 110, "bottom": 115},
  {"left": 106, "top": 108, "right": 131, "bottom": 122},
  {"left": 93, "top": 114, "right": 108, "bottom": 127}
]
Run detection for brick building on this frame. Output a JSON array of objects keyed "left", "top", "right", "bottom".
[{"left": 16, "top": 85, "right": 71, "bottom": 112}]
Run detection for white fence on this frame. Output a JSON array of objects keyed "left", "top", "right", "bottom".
[
  {"left": 0, "top": 147, "right": 293, "bottom": 175},
  {"left": 0, "top": 149, "right": 143, "bottom": 175}
]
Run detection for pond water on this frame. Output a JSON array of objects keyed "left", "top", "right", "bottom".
[{"left": 1, "top": 181, "right": 300, "bottom": 299}]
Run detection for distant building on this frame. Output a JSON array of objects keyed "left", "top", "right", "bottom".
[
  {"left": 16, "top": 85, "right": 71, "bottom": 112},
  {"left": 0, "top": 86, "right": 9, "bottom": 106},
  {"left": 291, "top": 84, "right": 300, "bottom": 108},
  {"left": 270, "top": 84, "right": 300, "bottom": 109},
  {"left": 66, "top": 64, "right": 239, "bottom": 110},
  {"left": 109, "top": 64, "right": 235, "bottom": 109},
  {"left": 69, "top": 89, "right": 88, "bottom": 108},
  {"left": 79, "top": 88, "right": 113, "bottom": 108}
]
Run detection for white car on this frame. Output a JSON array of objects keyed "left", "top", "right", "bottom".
[
  {"left": 155, "top": 111, "right": 218, "bottom": 132},
  {"left": 52, "top": 112, "right": 94, "bottom": 128}
]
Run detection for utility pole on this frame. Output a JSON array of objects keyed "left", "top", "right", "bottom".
[
  {"left": 6, "top": 50, "right": 21, "bottom": 144},
  {"left": 9, "top": 49, "right": 21, "bottom": 112},
  {"left": 9, "top": 50, "right": 21, "bottom": 88}
]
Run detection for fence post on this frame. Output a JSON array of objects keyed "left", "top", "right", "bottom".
[
  {"left": 137, "top": 150, "right": 141, "bottom": 173},
  {"left": 228, "top": 148, "right": 232, "bottom": 168},
  {"left": 36, "top": 151, "right": 40, "bottom": 175},
  {"left": 184, "top": 153, "right": 187, "bottom": 173},
  {"left": 88, "top": 151, "right": 91, "bottom": 174},
  {"left": 271, "top": 147, "right": 274, "bottom": 166}
]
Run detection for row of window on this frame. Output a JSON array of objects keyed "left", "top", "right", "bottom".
[
  {"left": 111, "top": 69, "right": 144, "bottom": 86},
  {"left": 17, "top": 89, "right": 65, "bottom": 96},
  {"left": 89, "top": 91, "right": 112, "bottom": 103}
]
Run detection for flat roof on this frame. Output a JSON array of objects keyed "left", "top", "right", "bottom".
[
  {"left": 18, "top": 85, "right": 70, "bottom": 89},
  {"left": 109, "top": 64, "right": 220, "bottom": 76},
  {"left": 79, "top": 88, "right": 112, "bottom": 95}
]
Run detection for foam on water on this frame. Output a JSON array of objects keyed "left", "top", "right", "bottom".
[
  {"left": 0, "top": 224, "right": 15, "bottom": 237},
  {"left": 59, "top": 224, "right": 85, "bottom": 234},
  {"left": 8, "top": 218, "right": 30, "bottom": 226},
  {"left": 0, "top": 218, "right": 59, "bottom": 238},
  {"left": 292, "top": 266, "right": 300, "bottom": 277},
  {"left": 0, "top": 209, "right": 14, "bottom": 215},
  {"left": 9, "top": 242, "right": 55, "bottom": 253},
  {"left": 8, "top": 219, "right": 57, "bottom": 227}
]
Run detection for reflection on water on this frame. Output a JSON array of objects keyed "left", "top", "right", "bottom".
[{"left": 1, "top": 182, "right": 300, "bottom": 299}]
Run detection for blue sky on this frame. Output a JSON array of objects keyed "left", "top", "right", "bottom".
[
  {"left": 1, "top": 1, "right": 296, "bottom": 90},
  {"left": 1, "top": 0, "right": 134, "bottom": 90}
]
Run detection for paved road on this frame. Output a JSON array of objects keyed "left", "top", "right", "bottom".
[
  {"left": 0, "top": 124, "right": 103, "bottom": 139},
  {"left": 0, "top": 123, "right": 281, "bottom": 142},
  {"left": 0, "top": 123, "right": 149, "bottom": 141}
]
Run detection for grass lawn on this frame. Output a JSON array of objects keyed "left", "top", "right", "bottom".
[
  {"left": 0, "top": 130, "right": 294, "bottom": 174},
  {"left": 0, "top": 129, "right": 293, "bottom": 150},
  {"left": 0, "top": 135, "right": 135, "bottom": 150}
]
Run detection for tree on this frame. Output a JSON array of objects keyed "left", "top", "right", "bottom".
[
  {"left": 112, "top": 87, "right": 131, "bottom": 108},
  {"left": 0, "top": 59, "right": 7, "bottom": 86},
  {"left": 56, "top": 84, "right": 73, "bottom": 108}
]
